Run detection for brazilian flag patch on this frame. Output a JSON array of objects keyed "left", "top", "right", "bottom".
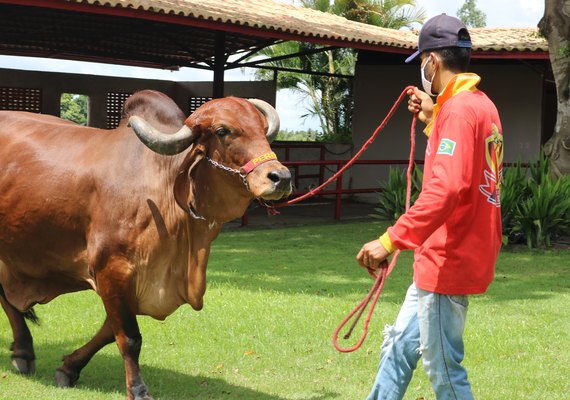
[{"left": 437, "top": 138, "right": 456, "bottom": 156}]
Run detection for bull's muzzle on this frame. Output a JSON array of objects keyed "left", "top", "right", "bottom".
[
  {"left": 253, "top": 164, "right": 292, "bottom": 200},
  {"left": 267, "top": 168, "right": 292, "bottom": 194}
]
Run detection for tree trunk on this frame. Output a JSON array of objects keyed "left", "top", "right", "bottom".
[{"left": 539, "top": 0, "right": 570, "bottom": 178}]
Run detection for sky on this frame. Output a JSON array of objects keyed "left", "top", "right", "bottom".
[{"left": 0, "top": 0, "right": 545, "bottom": 131}]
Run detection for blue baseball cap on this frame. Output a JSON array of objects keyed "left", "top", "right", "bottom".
[{"left": 405, "top": 14, "right": 472, "bottom": 63}]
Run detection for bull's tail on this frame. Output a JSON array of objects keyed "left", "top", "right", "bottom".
[{"left": 0, "top": 284, "right": 40, "bottom": 325}]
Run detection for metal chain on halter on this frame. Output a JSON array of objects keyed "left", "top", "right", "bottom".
[{"left": 204, "top": 156, "right": 250, "bottom": 191}]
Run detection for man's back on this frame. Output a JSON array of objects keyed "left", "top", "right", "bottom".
[{"left": 412, "top": 84, "right": 503, "bottom": 294}]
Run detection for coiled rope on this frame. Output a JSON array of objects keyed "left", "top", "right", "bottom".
[{"left": 268, "top": 86, "right": 419, "bottom": 352}]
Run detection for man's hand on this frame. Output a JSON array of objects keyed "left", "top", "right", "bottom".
[
  {"left": 356, "top": 239, "right": 390, "bottom": 274},
  {"left": 407, "top": 87, "right": 434, "bottom": 125}
]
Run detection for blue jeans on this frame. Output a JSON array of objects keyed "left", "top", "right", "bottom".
[{"left": 366, "top": 283, "right": 473, "bottom": 400}]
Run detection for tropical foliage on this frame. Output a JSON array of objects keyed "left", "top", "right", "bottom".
[
  {"left": 252, "top": 0, "right": 425, "bottom": 142},
  {"left": 276, "top": 128, "right": 320, "bottom": 141},
  {"left": 502, "top": 152, "right": 570, "bottom": 248},
  {"left": 500, "top": 160, "right": 527, "bottom": 240},
  {"left": 372, "top": 164, "right": 423, "bottom": 222}
]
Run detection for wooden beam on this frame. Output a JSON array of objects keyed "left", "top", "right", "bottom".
[
  {"left": 226, "top": 46, "right": 339, "bottom": 70},
  {"left": 213, "top": 31, "right": 226, "bottom": 99},
  {"left": 252, "top": 65, "right": 353, "bottom": 79},
  {"left": 472, "top": 50, "right": 550, "bottom": 59}
]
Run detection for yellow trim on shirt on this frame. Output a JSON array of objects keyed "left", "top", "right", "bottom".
[
  {"left": 423, "top": 73, "right": 481, "bottom": 138},
  {"left": 379, "top": 232, "right": 398, "bottom": 254}
]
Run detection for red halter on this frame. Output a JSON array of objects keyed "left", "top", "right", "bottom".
[{"left": 240, "top": 152, "right": 278, "bottom": 175}]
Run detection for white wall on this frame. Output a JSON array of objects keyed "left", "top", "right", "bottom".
[{"left": 470, "top": 63, "right": 543, "bottom": 162}]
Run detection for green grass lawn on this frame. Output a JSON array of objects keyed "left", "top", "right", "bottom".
[{"left": 0, "top": 221, "right": 569, "bottom": 399}]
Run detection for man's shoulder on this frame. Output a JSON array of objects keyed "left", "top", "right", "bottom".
[{"left": 445, "top": 89, "right": 497, "bottom": 114}]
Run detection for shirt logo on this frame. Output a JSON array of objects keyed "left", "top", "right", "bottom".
[
  {"left": 479, "top": 124, "right": 503, "bottom": 207},
  {"left": 437, "top": 138, "right": 456, "bottom": 156}
]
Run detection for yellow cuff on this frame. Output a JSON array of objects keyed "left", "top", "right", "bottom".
[
  {"left": 379, "top": 232, "right": 397, "bottom": 254},
  {"left": 423, "top": 119, "right": 434, "bottom": 138}
]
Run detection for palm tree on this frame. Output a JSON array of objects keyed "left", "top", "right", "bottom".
[{"left": 251, "top": 0, "right": 425, "bottom": 141}]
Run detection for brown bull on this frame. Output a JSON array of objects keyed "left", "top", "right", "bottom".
[{"left": 0, "top": 90, "right": 291, "bottom": 399}]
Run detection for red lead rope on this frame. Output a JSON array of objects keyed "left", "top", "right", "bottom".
[
  {"left": 272, "top": 86, "right": 417, "bottom": 208},
  {"left": 332, "top": 87, "right": 418, "bottom": 353}
]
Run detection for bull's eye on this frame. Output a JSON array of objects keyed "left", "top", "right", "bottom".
[{"left": 216, "top": 127, "right": 231, "bottom": 137}]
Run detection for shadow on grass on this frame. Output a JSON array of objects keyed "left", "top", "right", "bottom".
[
  {"left": 208, "top": 223, "right": 570, "bottom": 303},
  {"left": 208, "top": 222, "right": 415, "bottom": 303},
  {"left": 0, "top": 340, "right": 338, "bottom": 400}
]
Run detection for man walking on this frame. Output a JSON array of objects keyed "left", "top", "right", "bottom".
[{"left": 356, "top": 14, "right": 504, "bottom": 399}]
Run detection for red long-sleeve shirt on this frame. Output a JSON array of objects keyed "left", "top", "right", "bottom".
[{"left": 386, "top": 73, "right": 503, "bottom": 295}]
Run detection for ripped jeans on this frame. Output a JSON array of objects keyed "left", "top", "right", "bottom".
[{"left": 366, "top": 283, "right": 473, "bottom": 400}]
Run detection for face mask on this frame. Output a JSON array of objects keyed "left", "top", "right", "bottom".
[{"left": 421, "top": 56, "right": 437, "bottom": 96}]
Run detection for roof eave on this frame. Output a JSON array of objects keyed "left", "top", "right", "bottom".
[
  {"left": 472, "top": 50, "right": 550, "bottom": 59},
  {"left": 0, "top": 0, "right": 414, "bottom": 54}
]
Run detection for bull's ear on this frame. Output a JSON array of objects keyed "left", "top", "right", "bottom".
[{"left": 173, "top": 150, "right": 203, "bottom": 213}]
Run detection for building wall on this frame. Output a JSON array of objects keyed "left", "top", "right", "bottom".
[
  {"left": 352, "top": 61, "right": 546, "bottom": 202},
  {"left": 0, "top": 68, "right": 276, "bottom": 128},
  {"left": 471, "top": 63, "right": 543, "bottom": 161}
]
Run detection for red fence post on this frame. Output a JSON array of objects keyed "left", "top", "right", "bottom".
[
  {"left": 319, "top": 144, "right": 325, "bottom": 189},
  {"left": 335, "top": 162, "right": 343, "bottom": 220}
]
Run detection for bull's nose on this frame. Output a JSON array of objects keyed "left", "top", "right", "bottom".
[{"left": 267, "top": 169, "right": 292, "bottom": 190}]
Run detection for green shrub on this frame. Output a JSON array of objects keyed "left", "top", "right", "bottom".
[
  {"left": 502, "top": 150, "right": 570, "bottom": 248},
  {"left": 500, "top": 161, "right": 528, "bottom": 244},
  {"left": 528, "top": 147, "right": 550, "bottom": 185},
  {"left": 373, "top": 165, "right": 422, "bottom": 223},
  {"left": 511, "top": 174, "right": 570, "bottom": 248}
]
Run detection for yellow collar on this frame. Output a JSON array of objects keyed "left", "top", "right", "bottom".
[{"left": 424, "top": 73, "right": 481, "bottom": 137}]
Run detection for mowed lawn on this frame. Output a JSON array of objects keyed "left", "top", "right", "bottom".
[{"left": 0, "top": 221, "right": 569, "bottom": 400}]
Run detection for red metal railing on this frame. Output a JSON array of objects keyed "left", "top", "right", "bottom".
[
  {"left": 271, "top": 143, "right": 327, "bottom": 191},
  {"left": 240, "top": 158, "right": 531, "bottom": 226},
  {"left": 240, "top": 159, "right": 424, "bottom": 226}
]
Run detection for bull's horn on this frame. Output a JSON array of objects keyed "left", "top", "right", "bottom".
[
  {"left": 128, "top": 116, "right": 196, "bottom": 155},
  {"left": 248, "top": 99, "right": 280, "bottom": 143}
]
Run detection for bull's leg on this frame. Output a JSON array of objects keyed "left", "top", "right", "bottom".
[
  {"left": 0, "top": 285, "right": 36, "bottom": 374},
  {"left": 97, "top": 258, "right": 153, "bottom": 400},
  {"left": 55, "top": 316, "right": 115, "bottom": 387},
  {"left": 104, "top": 299, "right": 153, "bottom": 400}
]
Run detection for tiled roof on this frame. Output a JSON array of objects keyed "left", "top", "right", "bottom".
[
  {"left": 64, "top": 0, "right": 547, "bottom": 54},
  {"left": 469, "top": 27, "right": 547, "bottom": 52},
  {"left": 0, "top": 0, "right": 548, "bottom": 70}
]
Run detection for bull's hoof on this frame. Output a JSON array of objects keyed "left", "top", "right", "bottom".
[
  {"left": 132, "top": 388, "right": 154, "bottom": 400},
  {"left": 132, "top": 389, "right": 154, "bottom": 400},
  {"left": 134, "top": 395, "right": 154, "bottom": 400},
  {"left": 131, "top": 380, "right": 154, "bottom": 400},
  {"left": 55, "top": 368, "right": 79, "bottom": 388},
  {"left": 11, "top": 357, "right": 35, "bottom": 374}
]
